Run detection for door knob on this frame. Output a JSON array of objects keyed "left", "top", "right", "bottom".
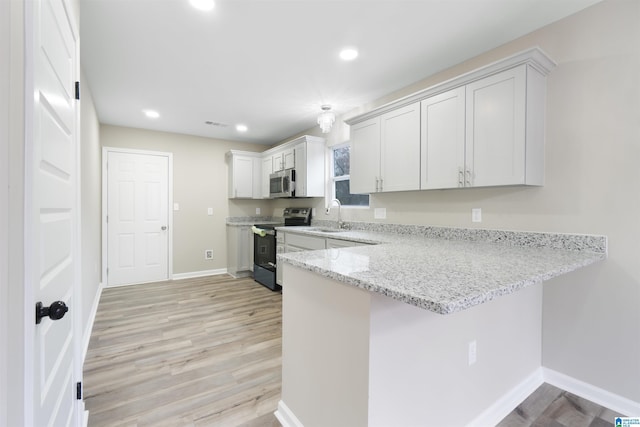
[
  {"left": 35, "top": 301, "right": 69, "bottom": 325},
  {"left": 161, "top": 226, "right": 167, "bottom": 230}
]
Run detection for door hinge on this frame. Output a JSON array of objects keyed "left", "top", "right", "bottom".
[
  {"left": 75, "top": 81, "right": 80, "bottom": 100},
  {"left": 76, "top": 382, "right": 82, "bottom": 400}
]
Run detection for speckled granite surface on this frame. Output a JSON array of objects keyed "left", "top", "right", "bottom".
[
  {"left": 226, "top": 217, "right": 283, "bottom": 227},
  {"left": 278, "top": 224, "right": 607, "bottom": 315}
]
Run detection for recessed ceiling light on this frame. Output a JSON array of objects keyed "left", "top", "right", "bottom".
[
  {"left": 190, "top": 0, "right": 215, "bottom": 11},
  {"left": 236, "top": 124, "right": 248, "bottom": 133},
  {"left": 143, "top": 110, "right": 160, "bottom": 119},
  {"left": 339, "top": 48, "right": 359, "bottom": 61}
]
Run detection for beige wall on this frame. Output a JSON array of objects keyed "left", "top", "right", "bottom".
[
  {"left": 303, "top": 0, "right": 640, "bottom": 402},
  {"left": 80, "top": 72, "right": 102, "bottom": 348},
  {"left": 100, "top": 125, "right": 272, "bottom": 274}
]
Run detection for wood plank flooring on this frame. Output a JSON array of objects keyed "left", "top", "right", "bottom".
[
  {"left": 85, "top": 274, "right": 623, "bottom": 427},
  {"left": 84, "top": 275, "right": 282, "bottom": 426}
]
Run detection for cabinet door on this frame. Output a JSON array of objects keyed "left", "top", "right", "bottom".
[
  {"left": 380, "top": 102, "right": 421, "bottom": 192},
  {"left": 237, "top": 226, "right": 252, "bottom": 271},
  {"left": 465, "top": 66, "right": 526, "bottom": 187},
  {"left": 293, "top": 143, "right": 307, "bottom": 196},
  {"left": 283, "top": 148, "right": 295, "bottom": 169},
  {"left": 350, "top": 117, "right": 380, "bottom": 194},
  {"left": 273, "top": 152, "right": 284, "bottom": 172},
  {"left": 262, "top": 156, "right": 273, "bottom": 198},
  {"left": 420, "top": 87, "right": 466, "bottom": 189},
  {"left": 232, "top": 156, "right": 254, "bottom": 198},
  {"left": 252, "top": 157, "right": 262, "bottom": 200}
]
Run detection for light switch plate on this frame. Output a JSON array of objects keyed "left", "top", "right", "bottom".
[
  {"left": 374, "top": 208, "right": 387, "bottom": 219},
  {"left": 472, "top": 208, "right": 482, "bottom": 223},
  {"left": 207, "top": 207, "right": 213, "bottom": 216},
  {"left": 173, "top": 203, "right": 180, "bottom": 211},
  {"left": 256, "top": 207, "right": 261, "bottom": 215}
]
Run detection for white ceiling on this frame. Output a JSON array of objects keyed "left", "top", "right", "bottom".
[{"left": 80, "top": 0, "right": 601, "bottom": 146}]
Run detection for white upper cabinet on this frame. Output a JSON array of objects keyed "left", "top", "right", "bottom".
[
  {"left": 227, "top": 151, "right": 262, "bottom": 199},
  {"left": 351, "top": 102, "right": 420, "bottom": 194},
  {"left": 420, "top": 87, "right": 466, "bottom": 189},
  {"left": 348, "top": 47, "right": 555, "bottom": 193},
  {"left": 350, "top": 118, "right": 381, "bottom": 194},
  {"left": 465, "top": 65, "right": 544, "bottom": 187},
  {"left": 272, "top": 147, "right": 295, "bottom": 172},
  {"left": 262, "top": 156, "right": 273, "bottom": 198},
  {"left": 380, "top": 102, "right": 421, "bottom": 192}
]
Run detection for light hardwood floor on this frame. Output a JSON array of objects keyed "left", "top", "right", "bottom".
[
  {"left": 85, "top": 274, "right": 621, "bottom": 427},
  {"left": 84, "top": 275, "right": 282, "bottom": 426}
]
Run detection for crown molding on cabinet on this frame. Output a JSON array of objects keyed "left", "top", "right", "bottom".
[{"left": 345, "top": 46, "right": 556, "bottom": 126}]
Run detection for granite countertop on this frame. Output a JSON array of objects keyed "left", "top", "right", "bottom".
[
  {"left": 226, "top": 217, "right": 283, "bottom": 227},
  {"left": 277, "top": 224, "right": 607, "bottom": 315}
]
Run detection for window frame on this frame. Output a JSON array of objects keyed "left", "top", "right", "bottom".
[{"left": 329, "top": 142, "right": 369, "bottom": 208}]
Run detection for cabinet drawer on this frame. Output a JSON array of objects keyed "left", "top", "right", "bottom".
[{"left": 285, "top": 233, "right": 326, "bottom": 250}]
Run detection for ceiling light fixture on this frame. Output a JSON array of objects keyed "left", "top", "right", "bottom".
[
  {"left": 317, "top": 105, "right": 335, "bottom": 134},
  {"left": 189, "top": 0, "right": 215, "bottom": 12},
  {"left": 144, "top": 110, "right": 160, "bottom": 119},
  {"left": 339, "top": 48, "right": 359, "bottom": 61},
  {"left": 236, "top": 124, "right": 248, "bottom": 132}
]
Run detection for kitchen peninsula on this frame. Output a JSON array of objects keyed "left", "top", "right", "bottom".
[{"left": 275, "top": 224, "right": 607, "bottom": 427}]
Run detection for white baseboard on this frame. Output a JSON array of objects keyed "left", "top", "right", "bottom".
[
  {"left": 467, "top": 369, "right": 544, "bottom": 427},
  {"left": 82, "top": 281, "right": 103, "bottom": 365},
  {"left": 274, "top": 400, "right": 304, "bottom": 427},
  {"left": 542, "top": 368, "right": 640, "bottom": 417},
  {"left": 172, "top": 268, "right": 228, "bottom": 280}
]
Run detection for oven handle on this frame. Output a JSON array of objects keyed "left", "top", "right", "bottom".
[{"left": 251, "top": 226, "right": 275, "bottom": 237}]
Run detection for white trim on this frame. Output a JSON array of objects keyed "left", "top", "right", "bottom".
[
  {"left": 542, "top": 368, "right": 640, "bottom": 417},
  {"left": 274, "top": 400, "right": 304, "bottom": 427},
  {"left": 345, "top": 47, "right": 556, "bottom": 125},
  {"left": 102, "top": 147, "right": 174, "bottom": 287},
  {"left": 467, "top": 369, "right": 544, "bottom": 427},
  {"left": 81, "top": 282, "right": 103, "bottom": 364},
  {"left": 172, "top": 269, "right": 228, "bottom": 280}
]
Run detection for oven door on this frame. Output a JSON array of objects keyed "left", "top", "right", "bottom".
[{"left": 253, "top": 229, "right": 276, "bottom": 271}]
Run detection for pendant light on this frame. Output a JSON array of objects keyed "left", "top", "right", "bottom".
[{"left": 317, "top": 105, "right": 335, "bottom": 134}]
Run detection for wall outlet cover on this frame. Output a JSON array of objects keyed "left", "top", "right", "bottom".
[
  {"left": 204, "top": 249, "right": 213, "bottom": 260},
  {"left": 374, "top": 208, "right": 387, "bottom": 219},
  {"left": 472, "top": 208, "right": 482, "bottom": 223},
  {"left": 207, "top": 207, "right": 213, "bottom": 215},
  {"left": 256, "top": 207, "right": 261, "bottom": 215},
  {"left": 173, "top": 203, "right": 180, "bottom": 211}
]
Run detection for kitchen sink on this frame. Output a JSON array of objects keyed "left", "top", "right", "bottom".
[{"left": 308, "top": 227, "right": 347, "bottom": 233}]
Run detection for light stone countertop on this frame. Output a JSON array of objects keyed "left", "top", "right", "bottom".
[
  {"left": 226, "top": 217, "right": 283, "bottom": 227},
  {"left": 277, "top": 224, "right": 607, "bottom": 315}
]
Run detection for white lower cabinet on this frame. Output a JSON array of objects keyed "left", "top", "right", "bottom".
[{"left": 227, "top": 225, "right": 254, "bottom": 278}]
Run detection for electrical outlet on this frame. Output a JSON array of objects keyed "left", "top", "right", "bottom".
[
  {"left": 468, "top": 340, "right": 477, "bottom": 366},
  {"left": 256, "top": 207, "right": 261, "bottom": 215},
  {"left": 472, "top": 208, "right": 482, "bottom": 223},
  {"left": 204, "top": 249, "right": 213, "bottom": 260},
  {"left": 173, "top": 203, "right": 180, "bottom": 211},
  {"left": 374, "top": 208, "right": 387, "bottom": 219}
]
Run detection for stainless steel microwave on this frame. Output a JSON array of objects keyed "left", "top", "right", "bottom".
[{"left": 270, "top": 169, "right": 295, "bottom": 198}]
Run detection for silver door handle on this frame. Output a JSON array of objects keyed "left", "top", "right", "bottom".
[{"left": 161, "top": 226, "right": 167, "bottom": 231}]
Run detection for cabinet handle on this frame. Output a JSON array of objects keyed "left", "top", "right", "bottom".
[
  {"left": 458, "top": 168, "right": 464, "bottom": 187},
  {"left": 465, "top": 169, "right": 472, "bottom": 187},
  {"left": 380, "top": 178, "right": 383, "bottom": 192},
  {"left": 375, "top": 177, "right": 379, "bottom": 192}
]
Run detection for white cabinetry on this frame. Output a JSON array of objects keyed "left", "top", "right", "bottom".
[
  {"left": 351, "top": 102, "right": 421, "bottom": 194},
  {"left": 272, "top": 148, "right": 295, "bottom": 172},
  {"left": 347, "top": 48, "right": 554, "bottom": 192},
  {"left": 261, "top": 156, "right": 273, "bottom": 198},
  {"left": 227, "top": 225, "right": 254, "bottom": 278},
  {"left": 465, "top": 65, "right": 543, "bottom": 187},
  {"left": 420, "top": 87, "right": 466, "bottom": 189},
  {"left": 227, "top": 151, "right": 262, "bottom": 199}
]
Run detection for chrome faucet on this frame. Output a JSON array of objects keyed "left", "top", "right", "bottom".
[{"left": 325, "top": 198, "right": 344, "bottom": 229}]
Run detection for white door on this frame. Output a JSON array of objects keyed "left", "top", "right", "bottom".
[
  {"left": 465, "top": 66, "right": 526, "bottom": 187},
  {"left": 420, "top": 87, "right": 466, "bottom": 190},
  {"left": 380, "top": 102, "right": 421, "bottom": 192},
  {"left": 106, "top": 151, "right": 170, "bottom": 286},
  {"left": 350, "top": 118, "right": 381, "bottom": 194},
  {"left": 29, "top": 0, "right": 80, "bottom": 424}
]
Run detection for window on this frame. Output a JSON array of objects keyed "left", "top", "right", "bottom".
[{"left": 331, "top": 144, "right": 369, "bottom": 207}]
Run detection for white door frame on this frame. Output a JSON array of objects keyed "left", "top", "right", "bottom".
[{"left": 102, "top": 146, "right": 174, "bottom": 286}]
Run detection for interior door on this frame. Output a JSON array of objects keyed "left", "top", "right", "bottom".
[
  {"left": 107, "top": 151, "right": 170, "bottom": 286},
  {"left": 30, "top": 0, "right": 79, "bottom": 424}
]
